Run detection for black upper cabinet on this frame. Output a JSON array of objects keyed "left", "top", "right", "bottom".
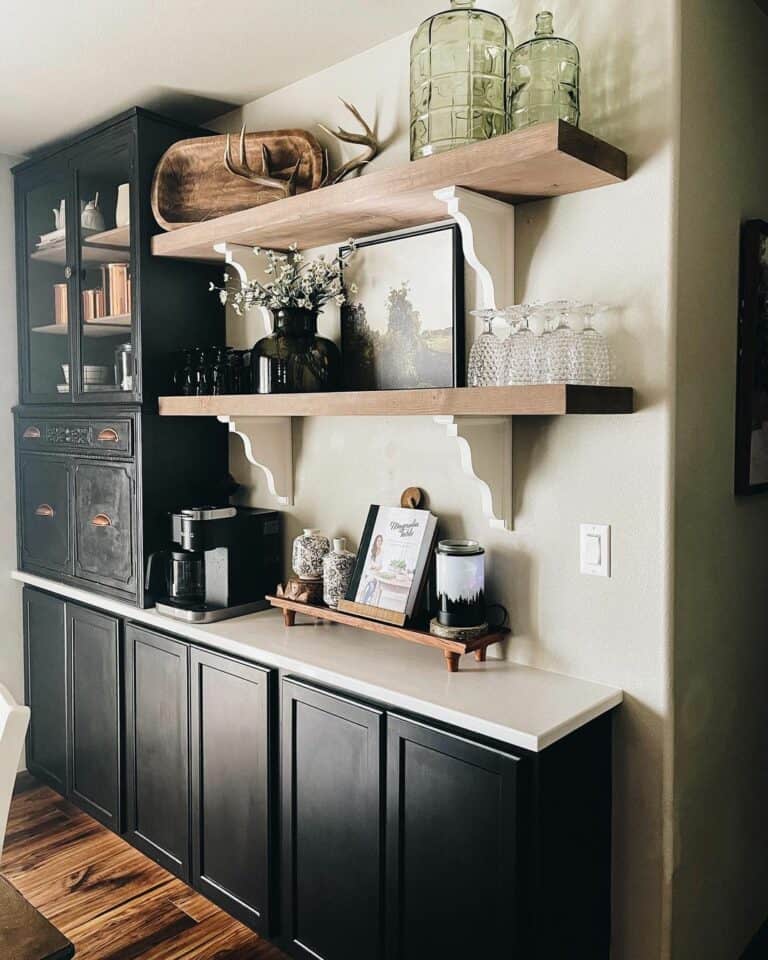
[
  {"left": 124, "top": 623, "right": 190, "bottom": 880},
  {"left": 23, "top": 588, "right": 68, "bottom": 793},
  {"left": 14, "top": 107, "right": 224, "bottom": 407},
  {"left": 67, "top": 604, "right": 122, "bottom": 832},
  {"left": 281, "top": 679, "right": 384, "bottom": 960},
  {"left": 386, "top": 715, "right": 521, "bottom": 960},
  {"left": 190, "top": 648, "right": 274, "bottom": 934}
]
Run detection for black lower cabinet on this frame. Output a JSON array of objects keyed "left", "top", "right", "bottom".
[
  {"left": 281, "top": 679, "right": 384, "bottom": 960},
  {"left": 67, "top": 604, "right": 122, "bottom": 831},
  {"left": 385, "top": 715, "right": 521, "bottom": 960},
  {"left": 23, "top": 588, "right": 68, "bottom": 792},
  {"left": 190, "top": 648, "right": 273, "bottom": 934},
  {"left": 124, "top": 623, "right": 190, "bottom": 880}
]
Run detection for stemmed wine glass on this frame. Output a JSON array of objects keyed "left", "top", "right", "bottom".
[
  {"left": 467, "top": 309, "right": 504, "bottom": 386},
  {"left": 500, "top": 304, "right": 538, "bottom": 384}
]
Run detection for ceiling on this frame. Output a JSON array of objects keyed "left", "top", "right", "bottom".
[{"left": 1, "top": 0, "right": 442, "bottom": 157}]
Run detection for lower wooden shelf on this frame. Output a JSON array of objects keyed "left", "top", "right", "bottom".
[{"left": 267, "top": 595, "right": 507, "bottom": 672}]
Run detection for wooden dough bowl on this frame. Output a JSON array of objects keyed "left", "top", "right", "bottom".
[{"left": 151, "top": 129, "right": 325, "bottom": 230}]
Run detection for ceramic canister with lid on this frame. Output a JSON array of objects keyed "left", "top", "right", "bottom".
[
  {"left": 435, "top": 539, "right": 486, "bottom": 627},
  {"left": 292, "top": 528, "right": 330, "bottom": 581},
  {"left": 322, "top": 538, "right": 356, "bottom": 608}
]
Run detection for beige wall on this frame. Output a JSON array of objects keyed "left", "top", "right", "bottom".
[
  {"left": 0, "top": 154, "right": 24, "bottom": 767},
  {"left": 213, "top": 2, "right": 678, "bottom": 956},
  {"left": 673, "top": 2, "right": 768, "bottom": 956}
]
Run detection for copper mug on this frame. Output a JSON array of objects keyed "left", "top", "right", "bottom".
[
  {"left": 102, "top": 263, "right": 131, "bottom": 317},
  {"left": 81, "top": 288, "right": 105, "bottom": 323},
  {"left": 53, "top": 283, "right": 68, "bottom": 326}
]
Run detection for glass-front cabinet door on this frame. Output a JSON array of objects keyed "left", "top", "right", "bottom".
[
  {"left": 18, "top": 163, "right": 76, "bottom": 403},
  {"left": 72, "top": 127, "right": 137, "bottom": 403}
]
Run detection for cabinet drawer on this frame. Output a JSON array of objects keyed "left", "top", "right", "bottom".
[
  {"left": 74, "top": 460, "right": 136, "bottom": 593},
  {"left": 19, "top": 454, "right": 72, "bottom": 573},
  {"left": 17, "top": 417, "right": 134, "bottom": 457}
]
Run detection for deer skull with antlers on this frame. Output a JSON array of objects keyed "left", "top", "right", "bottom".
[
  {"left": 318, "top": 98, "right": 380, "bottom": 186},
  {"left": 223, "top": 128, "right": 302, "bottom": 198}
]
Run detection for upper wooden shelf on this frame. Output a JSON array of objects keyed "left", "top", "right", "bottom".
[
  {"left": 158, "top": 384, "right": 634, "bottom": 418},
  {"left": 151, "top": 121, "right": 628, "bottom": 262}
]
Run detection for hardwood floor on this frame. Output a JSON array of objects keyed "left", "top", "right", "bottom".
[{"left": 1, "top": 774, "right": 289, "bottom": 960}]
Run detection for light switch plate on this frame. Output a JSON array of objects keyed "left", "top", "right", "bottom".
[{"left": 580, "top": 523, "right": 611, "bottom": 577}]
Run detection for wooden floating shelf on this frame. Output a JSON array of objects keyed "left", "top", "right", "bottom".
[
  {"left": 158, "top": 384, "right": 634, "bottom": 419},
  {"left": 268, "top": 595, "right": 508, "bottom": 672},
  {"left": 151, "top": 121, "right": 628, "bottom": 261}
]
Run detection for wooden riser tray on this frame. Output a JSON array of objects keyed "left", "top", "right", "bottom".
[{"left": 267, "top": 595, "right": 507, "bottom": 672}]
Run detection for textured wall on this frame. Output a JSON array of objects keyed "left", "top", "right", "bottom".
[
  {"left": 212, "top": 2, "right": 678, "bottom": 956},
  {"left": 673, "top": 2, "right": 768, "bottom": 956}
]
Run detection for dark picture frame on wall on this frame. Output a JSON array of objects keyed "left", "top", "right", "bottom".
[
  {"left": 339, "top": 223, "right": 465, "bottom": 391},
  {"left": 735, "top": 219, "right": 768, "bottom": 495}
]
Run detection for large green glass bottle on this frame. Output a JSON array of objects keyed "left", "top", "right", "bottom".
[
  {"left": 410, "top": 0, "right": 513, "bottom": 160},
  {"left": 509, "top": 11, "right": 580, "bottom": 130}
]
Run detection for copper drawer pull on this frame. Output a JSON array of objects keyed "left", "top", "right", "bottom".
[
  {"left": 96, "top": 428, "right": 119, "bottom": 443},
  {"left": 23, "top": 426, "right": 42, "bottom": 439},
  {"left": 91, "top": 513, "right": 113, "bottom": 527},
  {"left": 35, "top": 504, "right": 55, "bottom": 518}
]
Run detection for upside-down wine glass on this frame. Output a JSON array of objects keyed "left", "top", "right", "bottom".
[
  {"left": 579, "top": 303, "right": 614, "bottom": 385},
  {"left": 468, "top": 309, "right": 504, "bottom": 386},
  {"left": 542, "top": 299, "right": 579, "bottom": 384},
  {"left": 501, "top": 304, "right": 538, "bottom": 384}
]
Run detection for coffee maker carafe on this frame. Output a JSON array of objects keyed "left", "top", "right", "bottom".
[{"left": 147, "top": 505, "right": 281, "bottom": 622}]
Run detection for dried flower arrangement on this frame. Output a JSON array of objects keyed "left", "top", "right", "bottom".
[{"left": 209, "top": 242, "right": 357, "bottom": 314}]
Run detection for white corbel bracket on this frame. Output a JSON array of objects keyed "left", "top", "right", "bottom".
[
  {"left": 213, "top": 241, "right": 273, "bottom": 335},
  {"left": 218, "top": 415, "right": 294, "bottom": 506},
  {"left": 434, "top": 416, "right": 513, "bottom": 531}
]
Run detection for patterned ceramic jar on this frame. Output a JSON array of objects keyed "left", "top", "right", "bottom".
[
  {"left": 292, "top": 528, "right": 330, "bottom": 581},
  {"left": 322, "top": 538, "right": 356, "bottom": 608}
]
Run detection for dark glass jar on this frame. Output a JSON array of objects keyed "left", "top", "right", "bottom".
[
  {"left": 227, "top": 348, "right": 247, "bottom": 394},
  {"left": 173, "top": 349, "right": 197, "bottom": 396},
  {"left": 209, "top": 347, "right": 230, "bottom": 395},
  {"left": 251, "top": 307, "right": 341, "bottom": 394}
]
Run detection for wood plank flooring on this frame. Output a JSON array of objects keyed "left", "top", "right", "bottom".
[{"left": 1, "top": 775, "right": 289, "bottom": 960}]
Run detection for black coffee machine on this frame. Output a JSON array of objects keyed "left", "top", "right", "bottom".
[{"left": 147, "top": 506, "right": 281, "bottom": 622}]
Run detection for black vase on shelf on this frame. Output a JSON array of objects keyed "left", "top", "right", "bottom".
[{"left": 251, "top": 307, "right": 341, "bottom": 394}]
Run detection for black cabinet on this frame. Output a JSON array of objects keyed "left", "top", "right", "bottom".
[
  {"left": 124, "top": 623, "right": 190, "bottom": 880},
  {"left": 281, "top": 679, "right": 384, "bottom": 960},
  {"left": 13, "top": 107, "right": 223, "bottom": 407},
  {"left": 67, "top": 604, "right": 122, "bottom": 831},
  {"left": 385, "top": 715, "right": 521, "bottom": 959},
  {"left": 190, "top": 648, "right": 273, "bottom": 933},
  {"left": 18, "top": 453, "right": 72, "bottom": 574},
  {"left": 73, "top": 459, "right": 136, "bottom": 592},
  {"left": 23, "top": 588, "right": 68, "bottom": 792}
]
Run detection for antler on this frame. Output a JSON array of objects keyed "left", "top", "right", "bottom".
[
  {"left": 318, "top": 99, "right": 380, "bottom": 186},
  {"left": 224, "top": 126, "right": 301, "bottom": 198}
]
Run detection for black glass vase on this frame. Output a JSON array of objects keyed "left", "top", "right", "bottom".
[{"left": 251, "top": 307, "right": 341, "bottom": 394}]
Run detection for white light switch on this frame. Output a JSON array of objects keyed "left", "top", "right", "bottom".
[{"left": 580, "top": 524, "right": 611, "bottom": 577}]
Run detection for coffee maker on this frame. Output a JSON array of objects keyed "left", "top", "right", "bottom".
[{"left": 147, "top": 506, "right": 281, "bottom": 622}]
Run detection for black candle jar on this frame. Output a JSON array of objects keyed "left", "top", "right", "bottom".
[{"left": 435, "top": 539, "right": 486, "bottom": 628}]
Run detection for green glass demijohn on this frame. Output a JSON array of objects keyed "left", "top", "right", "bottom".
[
  {"left": 510, "top": 11, "right": 580, "bottom": 130},
  {"left": 410, "top": 0, "right": 513, "bottom": 160}
]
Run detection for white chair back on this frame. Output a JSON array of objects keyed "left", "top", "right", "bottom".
[{"left": 0, "top": 683, "right": 30, "bottom": 863}]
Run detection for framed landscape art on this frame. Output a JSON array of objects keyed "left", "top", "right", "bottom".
[
  {"left": 735, "top": 219, "right": 768, "bottom": 494},
  {"left": 340, "top": 224, "right": 465, "bottom": 390}
]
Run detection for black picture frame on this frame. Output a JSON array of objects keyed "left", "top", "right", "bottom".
[
  {"left": 735, "top": 219, "right": 768, "bottom": 495},
  {"left": 339, "top": 223, "right": 465, "bottom": 390}
]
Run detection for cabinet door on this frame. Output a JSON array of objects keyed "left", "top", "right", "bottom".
[
  {"left": 23, "top": 588, "right": 68, "bottom": 793},
  {"left": 67, "top": 604, "right": 122, "bottom": 831},
  {"left": 125, "top": 624, "right": 190, "bottom": 879},
  {"left": 386, "top": 716, "right": 521, "bottom": 960},
  {"left": 190, "top": 649, "right": 273, "bottom": 933},
  {"left": 19, "top": 454, "right": 72, "bottom": 574},
  {"left": 74, "top": 460, "right": 136, "bottom": 594},
  {"left": 15, "top": 161, "right": 76, "bottom": 404},
  {"left": 281, "top": 679, "right": 384, "bottom": 960}
]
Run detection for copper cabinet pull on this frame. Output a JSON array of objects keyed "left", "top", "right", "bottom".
[
  {"left": 96, "top": 428, "right": 119, "bottom": 443},
  {"left": 23, "top": 426, "right": 42, "bottom": 439},
  {"left": 91, "top": 513, "right": 113, "bottom": 527},
  {"left": 35, "top": 504, "right": 55, "bottom": 518}
]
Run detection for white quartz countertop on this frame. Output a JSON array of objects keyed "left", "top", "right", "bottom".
[{"left": 12, "top": 571, "right": 622, "bottom": 752}]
